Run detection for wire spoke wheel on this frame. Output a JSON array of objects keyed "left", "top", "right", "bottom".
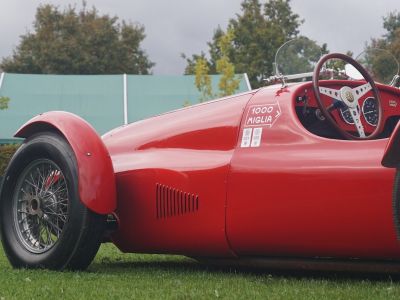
[
  {"left": 13, "top": 159, "right": 69, "bottom": 254},
  {"left": 1, "top": 132, "right": 105, "bottom": 270}
]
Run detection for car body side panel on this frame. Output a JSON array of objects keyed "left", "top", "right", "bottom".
[
  {"left": 103, "top": 93, "right": 253, "bottom": 256},
  {"left": 227, "top": 87, "right": 400, "bottom": 259},
  {"left": 14, "top": 111, "right": 116, "bottom": 214},
  {"left": 382, "top": 121, "right": 400, "bottom": 167}
]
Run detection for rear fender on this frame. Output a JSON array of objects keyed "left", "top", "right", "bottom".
[
  {"left": 15, "top": 111, "right": 116, "bottom": 214},
  {"left": 382, "top": 121, "right": 400, "bottom": 168}
]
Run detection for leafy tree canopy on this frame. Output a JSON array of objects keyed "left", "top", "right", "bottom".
[
  {"left": 274, "top": 36, "right": 326, "bottom": 76},
  {"left": 1, "top": 2, "right": 154, "bottom": 74},
  {"left": 0, "top": 96, "right": 10, "bottom": 110},
  {"left": 383, "top": 11, "right": 400, "bottom": 43},
  {"left": 364, "top": 11, "right": 400, "bottom": 84},
  {"left": 194, "top": 57, "right": 213, "bottom": 102},
  {"left": 215, "top": 28, "right": 241, "bottom": 97},
  {"left": 184, "top": 0, "right": 304, "bottom": 88},
  {"left": 190, "top": 29, "right": 241, "bottom": 104}
]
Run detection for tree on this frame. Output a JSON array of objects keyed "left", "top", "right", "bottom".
[
  {"left": 182, "top": 26, "right": 225, "bottom": 75},
  {"left": 194, "top": 57, "right": 213, "bottom": 102},
  {"left": 383, "top": 11, "right": 400, "bottom": 43},
  {"left": 191, "top": 29, "right": 241, "bottom": 103},
  {"left": 215, "top": 28, "right": 241, "bottom": 97},
  {"left": 182, "top": 52, "right": 210, "bottom": 77},
  {"left": 184, "top": 0, "right": 303, "bottom": 88},
  {"left": 364, "top": 11, "right": 400, "bottom": 84},
  {"left": 390, "top": 29, "right": 400, "bottom": 63},
  {"left": 0, "top": 96, "right": 10, "bottom": 110},
  {"left": 1, "top": 3, "right": 154, "bottom": 74},
  {"left": 275, "top": 36, "right": 326, "bottom": 76}
]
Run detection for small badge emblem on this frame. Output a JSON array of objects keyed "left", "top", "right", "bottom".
[{"left": 345, "top": 91, "right": 354, "bottom": 102}]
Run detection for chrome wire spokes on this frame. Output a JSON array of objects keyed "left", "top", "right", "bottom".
[{"left": 13, "top": 159, "right": 69, "bottom": 253}]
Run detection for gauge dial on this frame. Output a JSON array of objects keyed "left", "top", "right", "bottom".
[
  {"left": 362, "top": 97, "right": 378, "bottom": 126},
  {"left": 339, "top": 106, "right": 359, "bottom": 125}
]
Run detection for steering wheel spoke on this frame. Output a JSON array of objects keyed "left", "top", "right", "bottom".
[
  {"left": 348, "top": 107, "right": 366, "bottom": 138},
  {"left": 319, "top": 86, "right": 341, "bottom": 100},
  {"left": 352, "top": 82, "right": 372, "bottom": 101}
]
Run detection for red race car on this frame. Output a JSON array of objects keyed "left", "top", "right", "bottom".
[{"left": 1, "top": 39, "right": 400, "bottom": 273}]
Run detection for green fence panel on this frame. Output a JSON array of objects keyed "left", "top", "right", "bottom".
[
  {"left": 0, "top": 73, "right": 124, "bottom": 139},
  {"left": 126, "top": 74, "right": 249, "bottom": 122},
  {"left": 0, "top": 73, "right": 250, "bottom": 142}
]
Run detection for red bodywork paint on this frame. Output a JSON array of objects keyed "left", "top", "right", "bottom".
[
  {"left": 15, "top": 111, "right": 116, "bottom": 214},
  {"left": 14, "top": 80, "right": 400, "bottom": 263}
]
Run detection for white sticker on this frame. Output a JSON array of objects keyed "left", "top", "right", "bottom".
[
  {"left": 245, "top": 102, "right": 281, "bottom": 128},
  {"left": 241, "top": 128, "right": 253, "bottom": 147},
  {"left": 251, "top": 127, "right": 262, "bottom": 147}
]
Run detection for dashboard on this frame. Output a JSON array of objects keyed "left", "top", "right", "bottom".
[
  {"left": 339, "top": 97, "right": 378, "bottom": 126},
  {"left": 294, "top": 81, "right": 400, "bottom": 139}
]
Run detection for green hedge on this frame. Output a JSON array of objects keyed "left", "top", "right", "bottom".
[{"left": 0, "top": 144, "right": 20, "bottom": 176}]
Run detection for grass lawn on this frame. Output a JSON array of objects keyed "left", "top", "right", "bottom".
[{"left": 0, "top": 243, "right": 400, "bottom": 299}]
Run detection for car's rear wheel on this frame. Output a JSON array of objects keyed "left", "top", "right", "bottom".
[{"left": 0, "top": 132, "right": 105, "bottom": 270}]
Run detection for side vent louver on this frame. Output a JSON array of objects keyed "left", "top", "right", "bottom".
[{"left": 156, "top": 183, "right": 199, "bottom": 219}]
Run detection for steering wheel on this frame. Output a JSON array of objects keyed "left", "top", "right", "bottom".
[{"left": 312, "top": 53, "right": 383, "bottom": 140}]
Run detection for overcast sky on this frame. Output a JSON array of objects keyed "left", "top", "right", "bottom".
[{"left": 0, "top": 0, "right": 399, "bottom": 74}]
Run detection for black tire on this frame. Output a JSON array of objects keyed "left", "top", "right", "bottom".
[{"left": 0, "top": 132, "right": 105, "bottom": 270}]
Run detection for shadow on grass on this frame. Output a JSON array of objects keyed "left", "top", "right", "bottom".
[{"left": 89, "top": 257, "right": 400, "bottom": 283}]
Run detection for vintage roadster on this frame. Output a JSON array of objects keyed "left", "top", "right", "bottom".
[{"left": 1, "top": 39, "right": 400, "bottom": 273}]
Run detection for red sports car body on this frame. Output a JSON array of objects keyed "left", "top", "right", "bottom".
[{"left": 2, "top": 47, "right": 400, "bottom": 273}]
